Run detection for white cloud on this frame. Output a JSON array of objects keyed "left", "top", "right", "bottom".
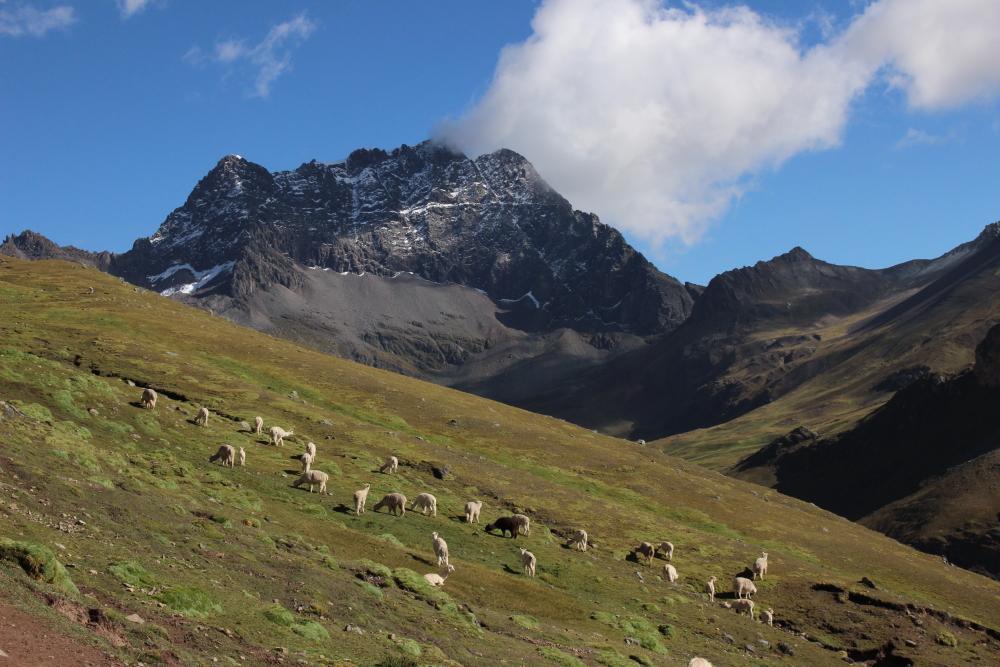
[
  {"left": 440, "top": 0, "right": 1000, "bottom": 248},
  {"left": 189, "top": 13, "right": 316, "bottom": 98},
  {"left": 0, "top": 3, "right": 75, "bottom": 37},
  {"left": 117, "top": 0, "right": 156, "bottom": 19},
  {"left": 894, "top": 127, "right": 956, "bottom": 150}
]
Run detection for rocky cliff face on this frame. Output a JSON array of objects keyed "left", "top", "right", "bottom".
[
  {"left": 0, "top": 230, "right": 112, "bottom": 270},
  {"left": 112, "top": 142, "right": 693, "bottom": 336}
]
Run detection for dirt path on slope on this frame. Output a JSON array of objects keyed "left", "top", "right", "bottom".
[{"left": 0, "top": 603, "right": 122, "bottom": 666}]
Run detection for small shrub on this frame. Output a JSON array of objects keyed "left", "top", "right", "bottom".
[
  {"left": 263, "top": 604, "right": 295, "bottom": 627},
  {"left": 512, "top": 614, "right": 540, "bottom": 629},
  {"left": 0, "top": 539, "right": 78, "bottom": 595},
  {"left": 538, "top": 647, "right": 585, "bottom": 666},
  {"left": 108, "top": 561, "right": 157, "bottom": 588},
  {"left": 157, "top": 586, "right": 221, "bottom": 618},
  {"left": 291, "top": 620, "right": 329, "bottom": 641},
  {"left": 936, "top": 631, "right": 958, "bottom": 647}
]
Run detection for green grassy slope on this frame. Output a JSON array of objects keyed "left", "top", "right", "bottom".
[{"left": 1, "top": 257, "right": 999, "bottom": 666}]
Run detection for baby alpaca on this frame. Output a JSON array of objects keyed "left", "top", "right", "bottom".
[
  {"left": 304, "top": 441, "right": 316, "bottom": 459},
  {"left": 292, "top": 470, "right": 329, "bottom": 494},
  {"left": 299, "top": 452, "right": 314, "bottom": 473},
  {"left": 353, "top": 484, "right": 371, "bottom": 515},
  {"left": 663, "top": 563, "right": 678, "bottom": 584},
  {"left": 269, "top": 426, "right": 293, "bottom": 447},
  {"left": 209, "top": 444, "right": 235, "bottom": 467},
  {"left": 753, "top": 552, "right": 769, "bottom": 580},
  {"left": 411, "top": 492, "right": 437, "bottom": 516},
  {"left": 140, "top": 387, "right": 157, "bottom": 410},
  {"left": 733, "top": 576, "right": 757, "bottom": 599},
  {"left": 760, "top": 607, "right": 774, "bottom": 627},
  {"left": 373, "top": 492, "right": 407, "bottom": 516},
  {"left": 732, "top": 598, "right": 755, "bottom": 620},
  {"left": 254, "top": 415, "right": 263, "bottom": 434},
  {"left": 238, "top": 447, "right": 246, "bottom": 466},
  {"left": 568, "top": 529, "right": 588, "bottom": 552},
  {"left": 423, "top": 564, "right": 455, "bottom": 587},
  {"left": 655, "top": 541, "right": 674, "bottom": 561},
  {"left": 688, "top": 658, "right": 714, "bottom": 667},
  {"left": 379, "top": 455, "right": 399, "bottom": 474},
  {"left": 706, "top": 576, "right": 717, "bottom": 602},
  {"left": 512, "top": 513, "right": 531, "bottom": 535},
  {"left": 432, "top": 531, "right": 449, "bottom": 566},
  {"left": 195, "top": 406, "right": 210, "bottom": 426},
  {"left": 519, "top": 547, "right": 536, "bottom": 577},
  {"left": 464, "top": 500, "right": 482, "bottom": 524}
]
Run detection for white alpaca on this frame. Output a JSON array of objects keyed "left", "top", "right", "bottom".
[
  {"left": 195, "top": 406, "right": 210, "bottom": 426},
  {"left": 140, "top": 387, "right": 157, "bottom": 410},
  {"left": 706, "top": 576, "right": 717, "bottom": 602},
  {"left": 568, "top": 529, "right": 588, "bottom": 551},
  {"left": 760, "top": 607, "right": 774, "bottom": 627},
  {"left": 753, "top": 552, "right": 769, "bottom": 580},
  {"left": 254, "top": 416, "right": 263, "bottom": 434},
  {"left": 354, "top": 484, "right": 371, "bottom": 515},
  {"left": 423, "top": 564, "right": 455, "bottom": 587},
  {"left": 209, "top": 444, "right": 235, "bottom": 467},
  {"left": 688, "top": 659, "right": 714, "bottom": 667},
  {"left": 520, "top": 548, "right": 536, "bottom": 577},
  {"left": 379, "top": 455, "right": 398, "bottom": 474},
  {"left": 293, "top": 470, "right": 328, "bottom": 494},
  {"left": 432, "top": 531, "right": 449, "bottom": 566},
  {"left": 512, "top": 513, "right": 531, "bottom": 535},
  {"left": 269, "top": 426, "right": 293, "bottom": 447},
  {"left": 464, "top": 500, "right": 482, "bottom": 524},
  {"left": 411, "top": 493, "right": 437, "bottom": 516},
  {"left": 299, "top": 452, "right": 313, "bottom": 473},
  {"left": 304, "top": 442, "right": 316, "bottom": 459},
  {"left": 238, "top": 447, "right": 246, "bottom": 466},
  {"left": 733, "top": 576, "right": 757, "bottom": 599},
  {"left": 663, "top": 563, "right": 678, "bottom": 583},
  {"left": 655, "top": 541, "right": 674, "bottom": 561}
]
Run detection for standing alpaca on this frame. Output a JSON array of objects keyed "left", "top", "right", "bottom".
[
  {"left": 354, "top": 484, "right": 371, "bottom": 515},
  {"left": 379, "top": 455, "right": 399, "bottom": 474},
  {"left": 238, "top": 447, "right": 246, "bottom": 466},
  {"left": 140, "top": 387, "right": 157, "bottom": 410},
  {"left": 269, "top": 426, "right": 293, "bottom": 447},
  {"left": 254, "top": 416, "right": 263, "bottom": 435},
  {"left": 520, "top": 548, "right": 536, "bottom": 577},
  {"left": 195, "top": 407, "right": 210, "bottom": 426}
]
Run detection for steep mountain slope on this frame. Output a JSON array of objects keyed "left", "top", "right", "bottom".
[
  {"left": 3, "top": 256, "right": 999, "bottom": 665},
  {"left": 511, "top": 234, "right": 982, "bottom": 440},
  {"left": 6, "top": 142, "right": 689, "bottom": 382},
  {"left": 733, "top": 323, "right": 1000, "bottom": 578}
]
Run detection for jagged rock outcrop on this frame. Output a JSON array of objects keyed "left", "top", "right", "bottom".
[
  {"left": 1, "top": 230, "right": 112, "bottom": 270},
  {"left": 112, "top": 142, "right": 693, "bottom": 335}
]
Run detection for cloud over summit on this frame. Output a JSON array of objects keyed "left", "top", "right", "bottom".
[{"left": 441, "top": 0, "right": 1000, "bottom": 248}]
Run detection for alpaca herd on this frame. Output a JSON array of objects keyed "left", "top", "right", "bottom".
[{"left": 148, "top": 390, "right": 780, "bottom": 666}]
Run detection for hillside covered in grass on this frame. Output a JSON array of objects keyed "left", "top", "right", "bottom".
[{"left": 1, "top": 256, "right": 999, "bottom": 666}]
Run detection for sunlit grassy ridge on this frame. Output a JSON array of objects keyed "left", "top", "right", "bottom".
[{"left": 1, "top": 257, "right": 998, "bottom": 666}]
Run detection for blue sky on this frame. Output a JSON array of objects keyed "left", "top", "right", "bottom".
[{"left": 2, "top": 0, "right": 999, "bottom": 285}]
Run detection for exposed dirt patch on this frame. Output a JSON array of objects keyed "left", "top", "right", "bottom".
[{"left": 0, "top": 603, "right": 123, "bottom": 666}]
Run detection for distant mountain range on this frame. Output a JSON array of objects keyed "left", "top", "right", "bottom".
[{"left": 4, "top": 140, "right": 999, "bottom": 577}]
